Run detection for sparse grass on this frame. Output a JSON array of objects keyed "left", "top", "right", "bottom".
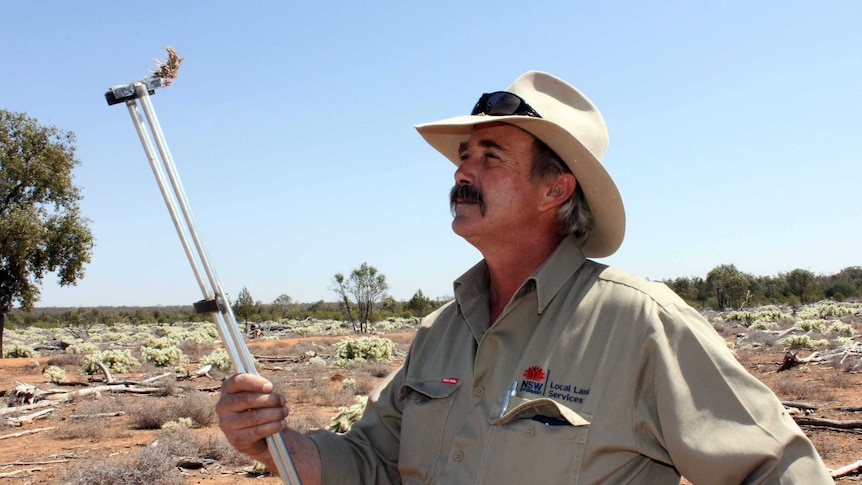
[
  {"left": 287, "top": 413, "right": 328, "bottom": 434},
  {"left": 52, "top": 419, "right": 106, "bottom": 441},
  {"left": 350, "top": 360, "right": 393, "bottom": 378},
  {"left": 60, "top": 445, "right": 185, "bottom": 485},
  {"left": 179, "top": 340, "right": 208, "bottom": 362},
  {"left": 771, "top": 374, "right": 835, "bottom": 402},
  {"left": 47, "top": 352, "right": 83, "bottom": 367},
  {"left": 352, "top": 373, "right": 378, "bottom": 395},
  {"left": 128, "top": 391, "right": 216, "bottom": 429},
  {"left": 739, "top": 330, "right": 780, "bottom": 350}
]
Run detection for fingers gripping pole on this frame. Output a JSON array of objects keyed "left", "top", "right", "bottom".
[{"left": 118, "top": 82, "right": 302, "bottom": 485}]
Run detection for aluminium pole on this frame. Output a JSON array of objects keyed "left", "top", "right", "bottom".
[{"left": 111, "top": 80, "right": 302, "bottom": 485}]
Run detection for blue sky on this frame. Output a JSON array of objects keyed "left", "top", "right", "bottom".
[{"left": 2, "top": 1, "right": 860, "bottom": 308}]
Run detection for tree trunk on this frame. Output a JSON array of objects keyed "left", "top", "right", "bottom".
[{"left": 0, "top": 310, "right": 5, "bottom": 359}]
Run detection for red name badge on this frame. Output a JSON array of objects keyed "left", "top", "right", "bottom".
[{"left": 441, "top": 377, "right": 459, "bottom": 385}]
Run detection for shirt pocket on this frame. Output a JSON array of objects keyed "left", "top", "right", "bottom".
[
  {"left": 482, "top": 398, "right": 591, "bottom": 484},
  {"left": 398, "top": 378, "right": 461, "bottom": 483}
]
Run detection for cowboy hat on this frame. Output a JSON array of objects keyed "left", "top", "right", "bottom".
[{"left": 415, "top": 70, "right": 625, "bottom": 258}]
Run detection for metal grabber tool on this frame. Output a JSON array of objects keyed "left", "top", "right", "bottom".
[{"left": 104, "top": 50, "right": 302, "bottom": 485}]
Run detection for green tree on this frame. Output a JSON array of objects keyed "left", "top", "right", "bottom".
[
  {"left": 333, "top": 262, "right": 390, "bottom": 332},
  {"left": 273, "top": 293, "right": 294, "bottom": 319},
  {"left": 232, "top": 286, "right": 254, "bottom": 330},
  {"left": 784, "top": 268, "right": 817, "bottom": 304},
  {"left": 406, "top": 289, "right": 434, "bottom": 317},
  {"left": 705, "top": 264, "right": 754, "bottom": 310},
  {"left": 0, "top": 110, "right": 94, "bottom": 357}
]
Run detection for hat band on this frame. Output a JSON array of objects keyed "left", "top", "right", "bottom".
[{"left": 470, "top": 91, "right": 542, "bottom": 118}]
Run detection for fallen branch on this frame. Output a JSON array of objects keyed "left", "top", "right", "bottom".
[
  {"left": 0, "top": 400, "right": 54, "bottom": 417},
  {"left": 777, "top": 351, "right": 821, "bottom": 372},
  {"left": 42, "top": 384, "right": 164, "bottom": 401},
  {"left": 0, "top": 458, "right": 70, "bottom": 466},
  {"left": 69, "top": 411, "right": 126, "bottom": 419},
  {"left": 95, "top": 359, "right": 114, "bottom": 383},
  {"left": 0, "top": 467, "right": 43, "bottom": 478},
  {"left": 5, "top": 408, "right": 55, "bottom": 426},
  {"left": 0, "top": 426, "right": 56, "bottom": 441},
  {"left": 830, "top": 459, "right": 862, "bottom": 479},
  {"left": 835, "top": 405, "right": 862, "bottom": 413},
  {"left": 254, "top": 355, "right": 307, "bottom": 363},
  {"left": 782, "top": 401, "right": 819, "bottom": 412},
  {"left": 793, "top": 416, "right": 862, "bottom": 430},
  {"left": 143, "top": 371, "right": 174, "bottom": 383}
]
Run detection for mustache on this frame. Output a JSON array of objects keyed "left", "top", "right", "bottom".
[{"left": 450, "top": 184, "right": 485, "bottom": 216}]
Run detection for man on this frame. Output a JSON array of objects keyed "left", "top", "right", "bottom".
[{"left": 217, "top": 71, "right": 833, "bottom": 484}]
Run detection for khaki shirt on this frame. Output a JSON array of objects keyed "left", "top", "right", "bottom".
[{"left": 310, "top": 236, "right": 832, "bottom": 484}]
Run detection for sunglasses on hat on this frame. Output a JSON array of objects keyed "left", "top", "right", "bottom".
[{"left": 471, "top": 91, "right": 542, "bottom": 118}]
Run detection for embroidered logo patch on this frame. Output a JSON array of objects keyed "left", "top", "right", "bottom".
[
  {"left": 523, "top": 366, "right": 545, "bottom": 381},
  {"left": 441, "top": 377, "right": 459, "bottom": 385},
  {"left": 518, "top": 366, "right": 591, "bottom": 404}
]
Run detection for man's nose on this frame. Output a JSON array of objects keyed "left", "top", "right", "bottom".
[{"left": 454, "top": 156, "right": 476, "bottom": 185}]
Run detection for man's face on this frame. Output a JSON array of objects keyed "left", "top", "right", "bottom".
[{"left": 450, "top": 123, "right": 550, "bottom": 249}]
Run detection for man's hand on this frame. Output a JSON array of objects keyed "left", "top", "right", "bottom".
[
  {"left": 216, "top": 373, "right": 290, "bottom": 465},
  {"left": 216, "top": 373, "right": 323, "bottom": 484}
]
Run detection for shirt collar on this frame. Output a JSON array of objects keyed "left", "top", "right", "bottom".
[{"left": 453, "top": 235, "right": 587, "bottom": 316}]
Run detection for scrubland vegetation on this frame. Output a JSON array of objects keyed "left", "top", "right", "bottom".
[{"left": 0, "top": 267, "right": 860, "bottom": 482}]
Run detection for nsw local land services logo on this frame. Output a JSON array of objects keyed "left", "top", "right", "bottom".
[{"left": 519, "top": 366, "right": 590, "bottom": 404}]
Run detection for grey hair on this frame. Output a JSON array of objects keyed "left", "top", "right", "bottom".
[{"left": 531, "top": 139, "right": 593, "bottom": 239}]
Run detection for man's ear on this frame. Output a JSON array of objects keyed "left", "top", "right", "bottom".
[{"left": 540, "top": 173, "right": 577, "bottom": 212}]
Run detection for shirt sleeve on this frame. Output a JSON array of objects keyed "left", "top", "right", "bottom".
[
  {"left": 308, "top": 361, "right": 408, "bottom": 485},
  {"left": 633, "top": 302, "right": 833, "bottom": 484}
]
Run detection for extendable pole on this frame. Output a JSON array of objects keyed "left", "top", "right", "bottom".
[{"left": 108, "top": 79, "right": 302, "bottom": 485}]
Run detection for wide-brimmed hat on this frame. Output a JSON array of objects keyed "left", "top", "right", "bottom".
[{"left": 415, "top": 70, "right": 625, "bottom": 258}]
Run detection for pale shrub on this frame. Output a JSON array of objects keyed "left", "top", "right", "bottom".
[
  {"left": 328, "top": 395, "right": 368, "bottom": 433},
  {"left": 781, "top": 335, "right": 829, "bottom": 350},
  {"left": 66, "top": 342, "right": 99, "bottom": 354},
  {"left": 163, "top": 323, "right": 220, "bottom": 345},
  {"left": 751, "top": 320, "right": 778, "bottom": 330},
  {"left": 81, "top": 349, "right": 141, "bottom": 374},
  {"left": 335, "top": 336, "right": 394, "bottom": 366},
  {"left": 828, "top": 322, "right": 855, "bottom": 337},
  {"left": 3, "top": 344, "right": 39, "bottom": 358},
  {"left": 794, "top": 319, "right": 828, "bottom": 333},
  {"left": 797, "top": 301, "right": 861, "bottom": 319},
  {"left": 140, "top": 337, "right": 189, "bottom": 368},
  {"left": 43, "top": 365, "right": 66, "bottom": 383},
  {"left": 201, "top": 348, "right": 233, "bottom": 372}
]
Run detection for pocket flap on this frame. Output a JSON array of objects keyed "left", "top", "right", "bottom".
[
  {"left": 400, "top": 377, "right": 462, "bottom": 400},
  {"left": 492, "top": 398, "right": 590, "bottom": 426}
]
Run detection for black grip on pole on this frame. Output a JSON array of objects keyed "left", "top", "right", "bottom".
[
  {"left": 194, "top": 298, "right": 225, "bottom": 314},
  {"left": 105, "top": 88, "right": 156, "bottom": 106}
]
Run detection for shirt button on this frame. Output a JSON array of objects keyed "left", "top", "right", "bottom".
[
  {"left": 474, "top": 386, "right": 485, "bottom": 396},
  {"left": 525, "top": 426, "right": 535, "bottom": 437},
  {"left": 453, "top": 450, "right": 464, "bottom": 462}
]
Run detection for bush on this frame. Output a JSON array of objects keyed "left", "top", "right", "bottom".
[
  {"left": 60, "top": 445, "right": 184, "bottom": 485},
  {"left": 328, "top": 395, "right": 368, "bottom": 433},
  {"left": 129, "top": 392, "right": 216, "bottom": 429},
  {"left": 81, "top": 350, "right": 140, "bottom": 374},
  {"left": 781, "top": 335, "right": 829, "bottom": 350},
  {"left": 3, "top": 344, "right": 38, "bottom": 358},
  {"left": 66, "top": 342, "right": 99, "bottom": 354},
  {"left": 43, "top": 365, "right": 66, "bottom": 383},
  {"left": 140, "top": 338, "right": 189, "bottom": 368},
  {"left": 828, "top": 322, "right": 855, "bottom": 337},
  {"left": 335, "top": 336, "right": 394, "bottom": 366},
  {"left": 200, "top": 348, "right": 233, "bottom": 372},
  {"left": 794, "top": 319, "right": 828, "bottom": 333}
]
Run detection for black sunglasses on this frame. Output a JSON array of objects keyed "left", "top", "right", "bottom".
[{"left": 470, "top": 91, "right": 542, "bottom": 118}]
